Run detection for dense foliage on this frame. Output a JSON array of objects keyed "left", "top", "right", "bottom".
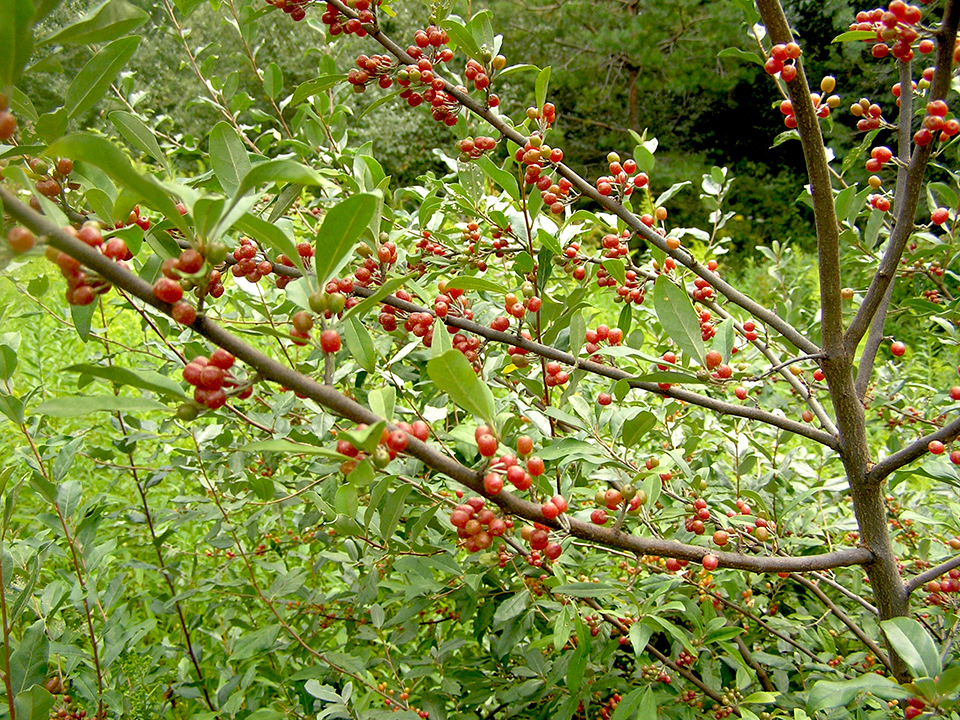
[{"left": 2, "top": 0, "right": 960, "bottom": 718}]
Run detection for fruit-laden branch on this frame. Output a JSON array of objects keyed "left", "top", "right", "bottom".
[
  {"left": 904, "top": 554, "right": 960, "bottom": 595},
  {"left": 844, "top": 0, "right": 960, "bottom": 353},
  {"left": 349, "top": 286, "right": 841, "bottom": 449},
  {"left": 0, "top": 186, "right": 871, "bottom": 574},
  {"left": 326, "top": 0, "right": 820, "bottom": 357},
  {"left": 866, "top": 414, "right": 960, "bottom": 484}
]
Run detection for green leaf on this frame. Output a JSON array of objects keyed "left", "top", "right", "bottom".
[
  {"left": 45, "top": 133, "right": 187, "bottom": 233},
  {"left": 34, "top": 395, "right": 169, "bottom": 417},
  {"left": 427, "top": 349, "right": 495, "bottom": 425},
  {"left": 609, "top": 687, "right": 646, "bottom": 720},
  {"left": 833, "top": 30, "right": 877, "bottom": 42},
  {"left": 466, "top": 10, "right": 495, "bottom": 54},
  {"left": 440, "top": 18, "right": 479, "bottom": 57},
  {"left": 0, "top": 0, "right": 34, "bottom": 88},
  {"left": 344, "top": 315, "right": 376, "bottom": 373},
  {"left": 0, "top": 344, "right": 17, "bottom": 381},
  {"left": 569, "top": 311, "right": 586, "bottom": 356},
  {"left": 38, "top": 0, "right": 147, "bottom": 46},
  {"left": 209, "top": 122, "right": 251, "bottom": 197},
  {"left": 109, "top": 111, "right": 167, "bottom": 171},
  {"left": 474, "top": 155, "right": 519, "bottom": 200},
  {"left": 379, "top": 485, "right": 411, "bottom": 541},
  {"left": 9, "top": 620, "right": 47, "bottom": 695},
  {"left": 367, "top": 386, "right": 395, "bottom": 421},
  {"left": 263, "top": 62, "right": 283, "bottom": 100},
  {"left": 807, "top": 674, "right": 911, "bottom": 712},
  {"left": 621, "top": 410, "right": 656, "bottom": 447},
  {"left": 15, "top": 685, "right": 55, "bottom": 720},
  {"left": 342, "top": 274, "right": 413, "bottom": 321},
  {"left": 497, "top": 63, "right": 539, "bottom": 79},
  {"left": 442, "top": 275, "right": 507, "bottom": 295},
  {"left": 0, "top": 392, "right": 24, "bottom": 424},
  {"left": 240, "top": 440, "right": 343, "bottom": 458},
  {"left": 718, "top": 46, "right": 764, "bottom": 67},
  {"left": 554, "top": 583, "right": 615, "bottom": 597},
  {"left": 653, "top": 275, "right": 705, "bottom": 364},
  {"left": 715, "top": 317, "right": 735, "bottom": 361},
  {"left": 338, "top": 421, "right": 386, "bottom": 455},
  {"left": 881, "top": 617, "right": 942, "bottom": 679},
  {"left": 314, "top": 193, "right": 379, "bottom": 285},
  {"left": 289, "top": 74, "right": 347, "bottom": 106},
  {"left": 65, "top": 36, "right": 140, "bottom": 121},
  {"left": 234, "top": 158, "right": 330, "bottom": 202},
  {"left": 602, "top": 259, "right": 625, "bottom": 286},
  {"left": 655, "top": 181, "right": 691, "bottom": 207},
  {"left": 535, "top": 66, "right": 551, "bottom": 110},
  {"left": 64, "top": 363, "right": 186, "bottom": 399},
  {"left": 493, "top": 590, "right": 529, "bottom": 624}
]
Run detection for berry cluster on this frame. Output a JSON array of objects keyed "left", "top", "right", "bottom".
[
  {"left": 904, "top": 699, "right": 927, "bottom": 720},
  {"left": 518, "top": 522, "right": 563, "bottom": 565},
  {"left": 596, "top": 152, "right": 648, "bottom": 200},
  {"left": 27, "top": 156, "right": 74, "bottom": 199},
  {"left": 182, "top": 349, "right": 249, "bottom": 411},
  {"left": 231, "top": 236, "right": 275, "bottom": 283},
  {"left": 914, "top": 99, "right": 959, "bottom": 146},
  {"left": 850, "top": 97, "right": 885, "bottom": 131},
  {"left": 589, "top": 486, "right": 643, "bottom": 526},
  {"left": 274, "top": 241, "right": 315, "bottom": 289},
  {"left": 449, "top": 495, "right": 509, "bottom": 553},
  {"left": 763, "top": 42, "right": 802, "bottom": 81},
  {"left": 455, "top": 135, "right": 496, "bottom": 161},
  {"left": 584, "top": 324, "right": 624, "bottom": 361},
  {"left": 49, "top": 222, "right": 125, "bottom": 306},
  {"left": 850, "top": 1, "right": 924, "bottom": 62},
  {"left": 264, "top": 0, "right": 310, "bottom": 20},
  {"left": 319, "top": 0, "right": 375, "bottom": 36},
  {"left": 348, "top": 54, "right": 394, "bottom": 92},
  {"left": 684, "top": 497, "right": 711, "bottom": 536},
  {"left": 354, "top": 240, "right": 398, "bottom": 286},
  {"left": 336, "top": 420, "right": 430, "bottom": 472},
  {"left": 0, "top": 93, "right": 16, "bottom": 141},
  {"left": 777, "top": 82, "right": 840, "bottom": 128}
]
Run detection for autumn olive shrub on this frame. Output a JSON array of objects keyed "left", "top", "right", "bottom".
[{"left": 3, "top": 0, "right": 960, "bottom": 716}]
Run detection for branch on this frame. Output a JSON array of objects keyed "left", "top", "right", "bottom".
[
  {"left": 866, "top": 414, "right": 960, "bottom": 484},
  {"left": 326, "top": 0, "right": 820, "bottom": 357},
  {"left": 753, "top": 0, "right": 843, "bottom": 356},
  {"left": 0, "top": 186, "right": 869, "bottom": 574},
  {"left": 792, "top": 574, "right": 893, "bottom": 674},
  {"left": 844, "top": 0, "right": 960, "bottom": 352},
  {"left": 810, "top": 571, "right": 878, "bottom": 616},
  {"left": 904, "top": 554, "right": 960, "bottom": 596},
  {"left": 350, "top": 286, "right": 841, "bottom": 450}
]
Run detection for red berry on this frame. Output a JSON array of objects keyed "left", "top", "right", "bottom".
[
  {"left": 477, "top": 433, "right": 498, "bottom": 457},
  {"left": 891, "top": 341, "right": 906, "bottom": 357},
  {"left": 320, "top": 329, "right": 341, "bottom": 353},
  {"left": 171, "top": 301, "right": 197, "bottom": 325},
  {"left": 590, "top": 508, "right": 609, "bottom": 525},
  {"left": 517, "top": 435, "right": 533, "bottom": 455},
  {"left": 7, "top": 226, "right": 35, "bottom": 254},
  {"left": 153, "top": 277, "right": 184, "bottom": 304},
  {"left": 484, "top": 472, "right": 503, "bottom": 495},
  {"left": 702, "top": 554, "right": 719, "bottom": 571},
  {"left": 597, "top": 392, "right": 612, "bottom": 406},
  {"left": 527, "top": 456, "right": 545, "bottom": 476},
  {"left": 713, "top": 530, "right": 729, "bottom": 547},
  {"left": 209, "top": 348, "right": 235, "bottom": 369},
  {"left": 928, "top": 440, "right": 945, "bottom": 455}
]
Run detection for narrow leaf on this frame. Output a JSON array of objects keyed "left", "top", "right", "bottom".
[
  {"left": 0, "top": 0, "right": 34, "bottom": 88},
  {"left": 209, "top": 122, "right": 251, "bottom": 197},
  {"left": 109, "top": 111, "right": 168, "bottom": 171},
  {"left": 34, "top": 395, "right": 168, "bottom": 417},
  {"left": 426, "top": 349, "right": 495, "bottom": 424},
  {"left": 289, "top": 74, "right": 347, "bottom": 106},
  {"left": 314, "top": 193, "right": 379, "bottom": 284},
  {"left": 65, "top": 36, "right": 140, "bottom": 120},
  {"left": 653, "top": 275, "right": 705, "bottom": 364},
  {"left": 881, "top": 617, "right": 942, "bottom": 679},
  {"left": 39, "top": 0, "right": 147, "bottom": 46}
]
